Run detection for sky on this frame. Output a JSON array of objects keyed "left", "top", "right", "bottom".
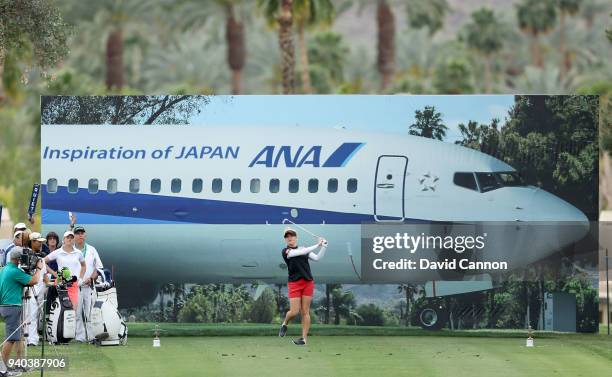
[{"left": 189, "top": 95, "right": 515, "bottom": 143}]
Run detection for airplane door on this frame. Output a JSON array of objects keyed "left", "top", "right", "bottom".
[{"left": 374, "top": 155, "right": 408, "bottom": 221}]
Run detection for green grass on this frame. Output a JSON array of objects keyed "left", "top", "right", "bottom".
[
  {"left": 22, "top": 334, "right": 612, "bottom": 377},
  {"left": 4, "top": 324, "right": 611, "bottom": 377},
  {"left": 125, "top": 322, "right": 604, "bottom": 338}
]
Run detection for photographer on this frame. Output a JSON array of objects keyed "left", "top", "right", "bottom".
[
  {"left": 25, "top": 233, "right": 50, "bottom": 347},
  {"left": 0, "top": 247, "right": 43, "bottom": 376}
]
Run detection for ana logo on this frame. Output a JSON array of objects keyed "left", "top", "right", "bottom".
[{"left": 249, "top": 142, "right": 364, "bottom": 168}]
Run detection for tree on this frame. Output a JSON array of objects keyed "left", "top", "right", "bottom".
[
  {"left": 60, "top": 0, "right": 152, "bottom": 91},
  {"left": 434, "top": 56, "right": 474, "bottom": 94},
  {"left": 307, "top": 32, "right": 349, "bottom": 93},
  {"left": 330, "top": 287, "right": 356, "bottom": 325},
  {"left": 464, "top": 8, "right": 504, "bottom": 93},
  {"left": 258, "top": 0, "right": 296, "bottom": 94},
  {"left": 397, "top": 284, "right": 420, "bottom": 326},
  {"left": 176, "top": 0, "right": 248, "bottom": 94},
  {"left": 223, "top": 1, "right": 247, "bottom": 94},
  {"left": 409, "top": 106, "right": 447, "bottom": 140},
  {"left": 405, "top": 0, "right": 449, "bottom": 35},
  {"left": 557, "top": 0, "right": 582, "bottom": 79},
  {"left": 41, "top": 95, "right": 209, "bottom": 125},
  {"left": 322, "top": 284, "right": 341, "bottom": 324},
  {"left": 0, "top": 0, "right": 69, "bottom": 102},
  {"left": 249, "top": 287, "right": 277, "bottom": 323},
  {"left": 356, "top": 303, "right": 384, "bottom": 326},
  {"left": 376, "top": 0, "right": 395, "bottom": 91},
  {"left": 293, "top": 0, "right": 335, "bottom": 93},
  {"left": 516, "top": 0, "right": 557, "bottom": 68},
  {"left": 456, "top": 118, "right": 501, "bottom": 156}
]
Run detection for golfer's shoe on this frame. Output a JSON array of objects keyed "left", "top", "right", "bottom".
[
  {"left": 292, "top": 337, "right": 306, "bottom": 346},
  {"left": 278, "top": 324, "right": 288, "bottom": 337}
]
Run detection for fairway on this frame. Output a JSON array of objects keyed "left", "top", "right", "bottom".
[{"left": 21, "top": 334, "right": 612, "bottom": 377}]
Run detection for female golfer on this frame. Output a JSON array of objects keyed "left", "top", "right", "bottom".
[{"left": 278, "top": 227, "right": 327, "bottom": 345}]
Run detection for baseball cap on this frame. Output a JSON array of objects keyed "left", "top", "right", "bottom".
[
  {"left": 14, "top": 230, "right": 24, "bottom": 239},
  {"left": 13, "top": 223, "right": 27, "bottom": 231},
  {"left": 8, "top": 247, "right": 23, "bottom": 260},
  {"left": 29, "top": 232, "right": 47, "bottom": 242},
  {"left": 63, "top": 231, "right": 75, "bottom": 238},
  {"left": 283, "top": 227, "right": 297, "bottom": 237},
  {"left": 73, "top": 226, "right": 86, "bottom": 233}
]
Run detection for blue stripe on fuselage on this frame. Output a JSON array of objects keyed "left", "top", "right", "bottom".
[
  {"left": 41, "top": 185, "right": 374, "bottom": 224},
  {"left": 322, "top": 143, "right": 364, "bottom": 167}
]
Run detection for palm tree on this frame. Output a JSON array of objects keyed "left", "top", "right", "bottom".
[
  {"left": 557, "top": 0, "right": 582, "bottom": 79},
  {"left": 409, "top": 106, "right": 447, "bottom": 140},
  {"left": 405, "top": 0, "right": 449, "bottom": 35},
  {"left": 516, "top": 0, "right": 557, "bottom": 68},
  {"left": 397, "top": 284, "right": 420, "bottom": 326},
  {"left": 258, "top": 0, "right": 296, "bottom": 94},
  {"left": 331, "top": 287, "right": 356, "bottom": 325},
  {"left": 60, "top": 0, "right": 151, "bottom": 91},
  {"left": 293, "top": 0, "right": 335, "bottom": 93},
  {"left": 464, "top": 8, "right": 504, "bottom": 93},
  {"left": 377, "top": 0, "right": 395, "bottom": 91},
  {"left": 222, "top": 1, "right": 247, "bottom": 94}
]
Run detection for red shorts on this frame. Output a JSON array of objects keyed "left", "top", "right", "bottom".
[{"left": 288, "top": 279, "right": 314, "bottom": 298}]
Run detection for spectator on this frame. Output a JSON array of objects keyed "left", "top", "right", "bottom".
[
  {"left": 1, "top": 223, "right": 27, "bottom": 267},
  {"left": 45, "top": 232, "right": 60, "bottom": 273}
]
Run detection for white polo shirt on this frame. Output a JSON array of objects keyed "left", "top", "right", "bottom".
[
  {"left": 75, "top": 243, "right": 103, "bottom": 280},
  {"left": 46, "top": 246, "right": 84, "bottom": 278}
]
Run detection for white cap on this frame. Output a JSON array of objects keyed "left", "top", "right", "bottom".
[
  {"left": 13, "top": 223, "right": 27, "bottom": 231},
  {"left": 29, "top": 232, "right": 46, "bottom": 242},
  {"left": 63, "top": 231, "right": 75, "bottom": 238},
  {"left": 13, "top": 230, "right": 24, "bottom": 239},
  {"left": 283, "top": 227, "right": 297, "bottom": 237}
]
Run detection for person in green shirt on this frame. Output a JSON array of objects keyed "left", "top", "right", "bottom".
[{"left": 0, "top": 247, "right": 42, "bottom": 376}]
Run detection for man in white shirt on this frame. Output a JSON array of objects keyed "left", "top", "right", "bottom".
[
  {"left": 25, "top": 232, "right": 51, "bottom": 346},
  {"left": 73, "top": 226, "right": 103, "bottom": 343}
]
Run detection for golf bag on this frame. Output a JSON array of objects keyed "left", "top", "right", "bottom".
[
  {"left": 90, "top": 269, "right": 128, "bottom": 346},
  {"left": 45, "top": 283, "right": 76, "bottom": 344}
]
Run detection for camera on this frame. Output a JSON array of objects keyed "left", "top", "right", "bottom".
[{"left": 19, "top": 247, "right": 43, "bottom": 274}]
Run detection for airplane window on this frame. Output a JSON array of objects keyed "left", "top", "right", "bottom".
[
  {"left": 151, "top": 179, "right": 161, "bottom": 193},
  {"left": 129, "top": 179, "right": 140, "bottom": 193},
  {"left": 47, "top": 179, "right": 58, "bottom": 193},
  {"left": 475, "top": 172, "right": 500, "bottom": 193},
  {"left": 328, "top": 178, "right": 338, "bottom": 193},
  {"left": 212, "top": 178, "right": 222, "bottom": 193},
  {"left": 453, "top": 173, "right": 478, "bottom": 191},
  {"left": 496, "top": 172, "right": 526, "bottom": 187},
  {"left": 68, "top": 179, "right": 78, "bottom": 194},
  {"left": 171, "top": 178, "right": 182, "bottom": 193},
  {"left": 250, "top": 179, "right": 260, "bottom": 193},
  {"left": 88, "top": 179, "right": 99, "bottom": 194},
  {"left": 269, "top": 179, "right": 280, "bottom": 193},
  {"left": 192, "top": 179, "right": 203, "bottom": 193},
  {"left": 347, "top": 178, "right": 358, "bottom": 193},
  {"left": 289, "top": 179, "right": 299, "bottom": 193},
  {"left": 231, "top": 179, "right": 241, "bottom": 193},
  {"left": 107, "top": 179, "right": 118, "bottom": 194},
  {"left": 308, "top": 179, "right": 318, "bottom": 193}
]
